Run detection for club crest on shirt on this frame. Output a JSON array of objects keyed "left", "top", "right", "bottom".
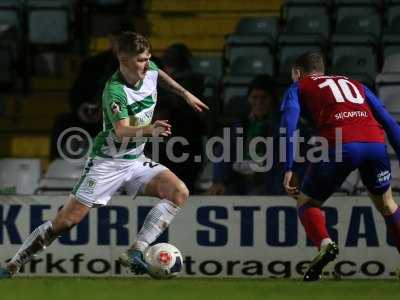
[{"left": 110, "top": 102, "right": 121, "bottom": 115}]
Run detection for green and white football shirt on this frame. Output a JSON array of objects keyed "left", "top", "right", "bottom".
[{"left": 90, "top": 61, "right": 159, "bottom": 159}]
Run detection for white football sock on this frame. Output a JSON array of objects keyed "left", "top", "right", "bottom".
[
  {"left": 8, "top": 221, "right": 57, "bottom": 274},
  {"left": 320, "top": 238, "right": 333, "bottom": 249},
  {"left": 133, "top": 200, "right": 181, "bottom": 252}
]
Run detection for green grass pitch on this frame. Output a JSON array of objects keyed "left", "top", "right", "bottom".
[{"left": 1, "top": 278, "right": 399, "bottom": 300}]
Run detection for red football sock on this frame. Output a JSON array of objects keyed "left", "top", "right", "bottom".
[
  {"left": 384, "top": 206, "right": 400, "bottom": 253},
  {"left": 298, "top": 203, "right": 330, "bottom": 249}
]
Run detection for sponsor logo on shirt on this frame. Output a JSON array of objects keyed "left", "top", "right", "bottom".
[
  {"left": 377, "top": 170, "right": 391, "bottom": 183},
  {"left": 335, "top": 110, "right": 368, "bottom": 120},
  {"left": 110, "top": 102, "right": 121, "bottom": 115}
]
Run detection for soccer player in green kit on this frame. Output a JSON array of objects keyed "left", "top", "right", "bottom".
[{"left": 0, "top": 32, "right": 209, "bottom": 278}]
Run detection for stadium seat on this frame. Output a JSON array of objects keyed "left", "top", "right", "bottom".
[
  {"left": 229, "top": 55, "right": 274, "bottom": 76},
  {"left": 284, "top": 0, "right": 332, "bottom": 5},
  {"left": 331, "top": 46, "right": 377, "bottom": 87},
  {"left": 0, "top": 45, "right": 15, "bottom": 87},
  {"left": 332, "top": 6, "right": 381, "bottom": 45},
  {"left": 391, "top": 159, "right": 400, "bottom": 192},
  {"left": 226, "top": 16, "right": 279, "bottom": 48},
  {"left": 222, "top": 76, "right": 250, "bottom": 105},
  {"left": 381, "top": 34, "right": 400, "bottom": 50},
  {"left": 381, "top": 54, "right": 400, "bottom": 73},
  {"left": 191, "top": 55, "right": 223, "bottom": 79},
  {"left": 378, "top": 85, "right": 400, "bottom": 104},
  {"left": 377, "top": 85, "right": 400, "bottom": 121},
  {"left": 0, "top": 1, "right": 20, "bottom": 31},
  {"left": 286, "top": 5, "right": 327, "bottom": 19},
  {"left": 384, "top": 45, "right": 400, "bottom": 59},
  {"left": 36, "top": 159, "right": 84, "bottom": 194},
  {"left": 334, "top": 0, "right": 378, "bottom": 5},
  {"left": 376, "top": 54, "right": 400, "bottom": 85},
  {"left": 27, "top": 0, "right": 70, "bottom": 44},
  {"left": 227, "top": 45, "right": 272, "bottom": 71},
  {"left": 281, "top": 15, "right": 330, "bottom": 42},
  {"left": 278, "top": 45, "right": 322, "bottom": 77},
  {"left": 387, "top": 5, "right": 400, "bottom": 33},
  {"left": 0, "top": 159, "right": 41, "bottom": 195},
  {"left": 0, "top": 1, "right": 21, "bottom": 50},
  {"left": 87, "top": 0, "right": 126, "bottom": 5}
]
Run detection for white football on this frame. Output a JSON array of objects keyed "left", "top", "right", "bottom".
[{"left": 144, "top": 243, "right": 183, "bottom": 279}]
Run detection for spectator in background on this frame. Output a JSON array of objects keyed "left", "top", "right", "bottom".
[
  {"left": 50, "top": 29, "right": 122, "bottom": 160},
  {"left": 206, "top": 75, "right": 287, "bottom": 195},
  {"left": 149, "top": 43, "right": 208, "bottom": 193}
]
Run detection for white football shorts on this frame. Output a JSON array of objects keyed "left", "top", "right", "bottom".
[{"left": 72, "top": 155, "right": 168, "bottom": 207}]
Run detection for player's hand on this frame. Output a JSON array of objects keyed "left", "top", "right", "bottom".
[
  {"left": 205, "top": 183, "right": 226, "bottom": 195},
  {"left": 283, "top": 171, "right": 300, "bottom": 199},
  {"left": 184, "top": 91, "right": 209, "bottom": 112},
  {"left": 150, "top": 120, "right": 172, "bottom": 137}
]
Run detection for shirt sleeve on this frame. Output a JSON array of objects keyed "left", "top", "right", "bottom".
[
  {"left": 149, "top": 60, "right": 159, "bottom": 71},
  {"left": 363, "top": 84, "right": 400, "bottom": 159},
  {"left": 104, "top": 84, "right": 129, "bottom": 123},
  {"left": 280, "top": 82, "right": 301, "bottom": 171}
]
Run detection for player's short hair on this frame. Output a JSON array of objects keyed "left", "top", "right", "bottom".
[
  {"left": 292, "top": 52, "right": 325, "bottom": 74},
  {"left": 117, "top": 31, "right": 150, "bottom": 56}
]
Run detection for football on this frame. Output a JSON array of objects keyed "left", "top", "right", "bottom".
[{"left": 144, "top": 243, "right": 183, "bottom": 279}]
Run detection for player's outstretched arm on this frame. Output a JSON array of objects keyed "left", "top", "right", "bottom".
[
  {"left": 158, "top": 69, "right": 209, "bottom": 112},
  {"left": 363, "top": 85, "right": 400, "bottom": 157}
]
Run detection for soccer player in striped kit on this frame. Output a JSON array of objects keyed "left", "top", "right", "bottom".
[
  {"left": 0, "top": 32, "right": 208, "bottom": 278},
  {"left": 281, "top": 52, "right": 400, "bottom": 281}
]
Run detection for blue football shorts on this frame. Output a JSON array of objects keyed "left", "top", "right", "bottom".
[{"left": 301, "top": 142, "right": 391, "bottom": 202}]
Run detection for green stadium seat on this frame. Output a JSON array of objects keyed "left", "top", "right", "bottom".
[
  {"left": 378, "top": 86, "right": 400, "bottom": 123},
  {"left": 384, "top": 45, "right": 400, "bottom": 59},
  {"left": 230, "top": 54, "right": 274, "bottom": 76},
  {"left": 387, "top": 5, "right": 400, "bottom": 33},
  {"left": 284, "top": 0, "right": 332, "bottom": 5},
  {"left": 0, "top": 45, "right": 15, "bottom": 87},
  {"left": 27, "top": 0, "right": 70, "bottom": 44},
  {"left": 378, "top": 85, "right": 400, "bottom": 108},
  {"left": 191, "top": 55, "right": 223, "bottom": 79},
  {"left": 222, "top": 76, "right": 252, "bottom": 105},
  {"left": 89, "top": 0, "right": 126, "bottom": 5},
  {"left": 382, "top": 33, "right": 400, "bottom": 47},
  {"left": 331, "top": 46, "right": 377, "bottom": 87},
  {"left": 332, "top": 6, "right": 381, "bottom": 45},
  {"left": 286, "top": 5, "right": 327, "bottom": 19},
  {"left": 226, "top": 17, "right": 279, "bottom": 48},
  {"left": 278, "top": 45, "right": 322, "bottom": 76},
  {"left": 283, "top": 15, "right": 330, "bottom": 41},
  {"left": 0, "top": 1, "right": 20, "bottom": 37},
  {"left": 335, "top": 0, "right": 378, "bottom": 5},
  {"left": 376, "top": 54, "right": 400, "bottom": 85},
  {"left": 0, "top": 1, "right": 19, "bottom": 88},
  {"left": 227, "top": 45, "right": 271, "bottom": 68}
]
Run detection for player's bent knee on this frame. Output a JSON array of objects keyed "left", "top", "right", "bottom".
[{"left": 170, "top": 183, "right": 189, "bottom": 207}]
